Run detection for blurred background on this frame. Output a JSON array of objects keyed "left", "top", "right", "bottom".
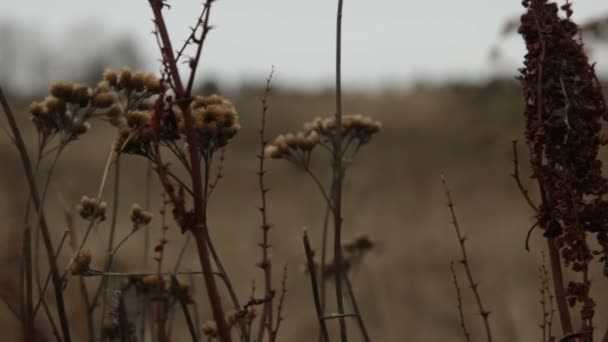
[{"left": 1, "top": 1, "right": 608, "bottom": 341}]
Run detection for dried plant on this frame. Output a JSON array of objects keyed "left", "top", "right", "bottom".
[{"left": 517, "top": 0, "right": 608, "bottom": 338}]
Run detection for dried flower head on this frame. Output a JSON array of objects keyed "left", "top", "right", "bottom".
[
  {"left": 118, "top": 68, "right": 132, "bottom": 89},
  {"left": 77, "top": 195, "right": 107, "bottom": 222},
  {"left": 103, "top": 68, "right": 118, "bottom": 87},
  {"left": 70, "top": 249, "right": 92, "bottom": 275},
  {"left": 130, "top": 203, "right": 153, "bottom": 230},
  {"left": 49, "top": 81, "right": 75, "bottom": 100},
  {"left": 92, "top": 91, "right": 118, "bottom": 109},
  {"left": 113, "top": 110, "right": 155, "bottom": 154},
  {"left": 201, "top": 320, "right": 218, "bottom": 337}
]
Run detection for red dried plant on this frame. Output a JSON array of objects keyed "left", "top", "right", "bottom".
[{"left": 518, "top": 0, "right": 608, "bottom": 338}]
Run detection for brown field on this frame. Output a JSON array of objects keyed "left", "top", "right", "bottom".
[{"left": 2, "top": 80, "right": 608, "bottom": 341}]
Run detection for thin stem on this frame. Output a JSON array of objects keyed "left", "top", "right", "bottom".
[
  {"left": 94, "top": 153, "right": 122, "bottom": 323},
  {"left": 332, "top": 0, "right": 348, "bottom": 341},
  {"left": 0, "top": 87, "right": 72, "bottom": 342},
  {"left": 342, "top": 274, "right": 370, "bottom": 342},
  {"left": 303, "top": 230, "right": 330, "bottom": 342},
  {"left": 450, "top": 262, "right": 471, "bottom": 342},
  {"left": 318, "top": 195, "right": 333, "bottom": 342}
]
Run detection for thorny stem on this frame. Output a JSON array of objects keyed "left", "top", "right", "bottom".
[
  {"left": 148, "top": 1, "right": 231, "bottom": 340},
  {"left": 441, "top": 175, "right": 492, "bottom": 342},
  {"left": 256, "top": 68, "right": 276, "bottom": 342},
  {"left": 450, "top": 262, "right": 471, "bottom": 342},
  {"left": 0, "top": 87, "right": 72, "bottom": 342},
  {"left": 333, "top": 0, "right": 348, "bottom": 341},
  {"left": 272, "top": 265, "right": 288, "bottom": 337}
]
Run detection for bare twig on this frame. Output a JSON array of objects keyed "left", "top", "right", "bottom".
[
  {"left": 450, "top": 262, "right": 471, "bottom": 342},
  {"left": 441, "top": 175, "right": 492, "bottom": 342}
]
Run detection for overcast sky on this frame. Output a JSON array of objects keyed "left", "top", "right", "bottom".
[{"left": 1, "top": 0, "right": 607, "bottom": 91}]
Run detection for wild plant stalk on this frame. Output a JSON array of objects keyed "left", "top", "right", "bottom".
[
  {"left": 148, "top": 1, "right": 232, "bottom": 340},
  {"left": 332, "top": 0, "right": 348, "bottom": 341},
  {"left": 0, "top": 86, "right": 72, "bottom": 342}
]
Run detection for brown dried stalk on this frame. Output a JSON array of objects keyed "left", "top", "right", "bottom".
[
  {"left": 441, "top": 175, "right": 492, "bottom": 342},
  {"left": 0, "top": 86, "right": 72, "bottom": 342},
  {"left": 147, "top": 1, "right": 231, "bottom": 340}
]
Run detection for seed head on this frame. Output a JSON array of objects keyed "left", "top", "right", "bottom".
[
  {"left": 201, "top": 320, "right": 218, "bottom": 337},
  {"left": 130, "top": 203, "right": 153, "bottom": 230},
  {"left": 103, "top": 68, "right": 118, "bottom": 86},
  {"left": 118, "top": 68, "right": 132, "bottom": 89},
  {"left": 131, "top": 71, "right": 146, "bottom": 92},
  {"left": 49, "top": 81, "right": 74, "bottom": 100},
  {"left": 70, "top": 249, "right": 92, "bottom": 275},
  {"left": 92, "top": 91, "right": 118, "bottom": 109}
]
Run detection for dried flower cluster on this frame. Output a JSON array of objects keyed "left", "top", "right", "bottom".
[
  {"left": 184, "top": 94, "right": 241, "bottom": 151},
  {"left": 70, "top": 69, "right": 242, "bottom": 156},
  {"left": 519, "top": 0, "right": 608, "bottom": 326},
  {"left": 265, "top": 114, "right": 381, "bottom": 164},
  {"left": 77, "top": 195, "right": 107, "bottom": 222},
  {"left": 30, "top": 82, "right": 94, "bottom": 144},
  {"left": 304, "top": 114, "right": 382, "bottom": 145}
]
